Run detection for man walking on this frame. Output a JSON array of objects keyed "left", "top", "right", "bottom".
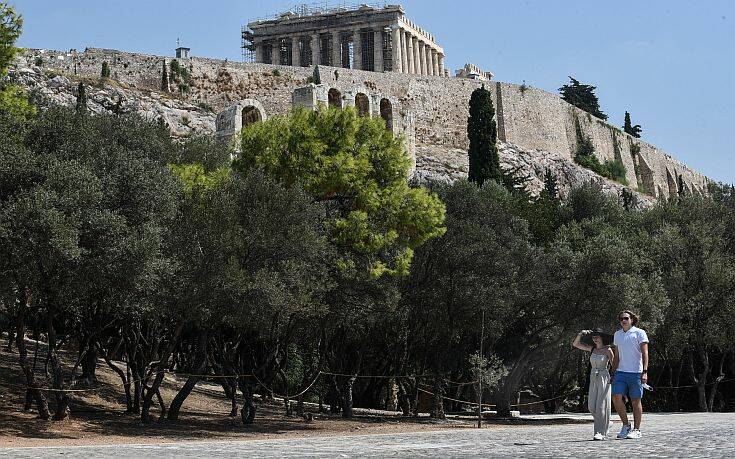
[{"left": 611, "top": 309, "right": 649, "bottom": 439}]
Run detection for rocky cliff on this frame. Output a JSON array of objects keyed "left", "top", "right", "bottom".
[{"left": 10, "top": 53, "right": 652, "bottom": 208}]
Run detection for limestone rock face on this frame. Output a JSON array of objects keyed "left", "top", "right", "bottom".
[
  {"left": 415, "top": 142, "right": 653, "bottom": 209},
  {"left": 12, "top": 65, "right": 215, "bottom": 137},
  {"left": 7, "top": 60, "right": 653, "bottom": 210}
]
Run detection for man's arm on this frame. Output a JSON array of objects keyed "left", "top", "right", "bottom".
[
  {"left": 641, "top": 342, "right": 649, "bottom": 383},
  {"left": 611, "top": 346, "right": 619, "bottom": 373}
]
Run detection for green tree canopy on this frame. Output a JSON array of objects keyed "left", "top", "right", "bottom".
[
  {"left": 0, "top": 2, "right": 22, "bottom": 75},
  {"left": 560, "top": 77, "right": 608, "bottom": 120},
  {"left": 234, "top": 106, "right": 445, "bottom": 277},
  {"left": 624, "top": 111, "right": 643, "bottom": 138}
]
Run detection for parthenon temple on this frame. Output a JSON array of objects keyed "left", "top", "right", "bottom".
[{"left": 243, "top": 4, "right": 447, "bottom": 76}]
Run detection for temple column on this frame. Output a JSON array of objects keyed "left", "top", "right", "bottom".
[
  {"left": 254, "top": 42, "right": 264, "bottom": 63},
  {"left": 426, "top": 46, "right": 433, "bottom": 75},
  {"left": 415, "top": 38, "right": 424, "bottom": 75},
  {"left": 310, "top": 34, "right": 320, "bottom": 66},
  {"left": 438, "top": 53, "right": 445, "bottom": 76},
  {"left": 331, "top": 31, "right": 341, "bottom": 67},
  {"left": 391, "top": 27, "right": 402, "bottom": 73},
  {"left": 352, "top": 29, "right": 362, "bottom": 70},
  {"left": 291, "top": 36, "right": 301, "bottom": 66},
  {"left": 406, "top": 32, "right": 415, "bottom": 74},
  {"left": 424, "top": 45, "right": 434, "bottom": 75},
  {"left": 274, "top": 38, "right": 283, "bottom": 65},
  {"left": 431, "top": 49, "right": 439, "bottom": 76},
  {"left": 401, "top": 30, "right": 410, "bottom": 74},
  {"left": 373, "top": 29, "right": 383, "bottom": 72}
]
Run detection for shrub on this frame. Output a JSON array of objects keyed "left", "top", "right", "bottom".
[{"left": 34, "top": 56, "right": 43, "bottom": 66}]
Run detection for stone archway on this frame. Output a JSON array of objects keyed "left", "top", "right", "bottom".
[
  {"left": 215, "top": 98, "right": 267, "bottom": 145},
  {"left": 328, "top": 88, "right": 342, "bottom": 108},
  {"left": 355, "top": 93, "right": 370, "bottom": 117},
  {"left": 379, "top": 98, "right": 393, "bottom": 132}
]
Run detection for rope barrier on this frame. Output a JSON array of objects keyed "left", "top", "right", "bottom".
[
  {"left": 10, "top": 366, "right": 733, "bottom": 398},
  {"left": 417, "top": 387, "right": 582, "bottom": 409}
]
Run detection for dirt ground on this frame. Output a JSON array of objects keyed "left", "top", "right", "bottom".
[{"left": 0, "top": 336, "right": 503, "bottom": 448}]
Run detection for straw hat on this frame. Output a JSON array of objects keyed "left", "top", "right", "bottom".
[{"left": 580, "top": 328, "right": 614, "bottom": 346}]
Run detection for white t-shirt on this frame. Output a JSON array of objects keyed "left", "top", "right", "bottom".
[{"left": 614, "top": 326, "right": 649, "bottom": 373}]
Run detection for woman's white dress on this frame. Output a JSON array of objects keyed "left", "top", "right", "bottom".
[{"left": 588, "top": 351, "right": 611, "bottom": 436}]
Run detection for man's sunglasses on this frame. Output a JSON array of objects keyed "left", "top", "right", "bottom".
[{"left": 619, "top": 317, "right": 631, "bottom": 321}]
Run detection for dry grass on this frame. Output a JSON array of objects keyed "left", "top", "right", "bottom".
[{"left": 0, "top": 335, "right": 477, "bottom": 448}]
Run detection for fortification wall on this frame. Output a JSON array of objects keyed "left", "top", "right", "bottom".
[{"left": 17, "top": 47, "right": 710, "bottom": 198}]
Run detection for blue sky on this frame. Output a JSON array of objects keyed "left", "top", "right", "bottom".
[{"left": 13, "top": 1, "right": 735, "bottom": 183}]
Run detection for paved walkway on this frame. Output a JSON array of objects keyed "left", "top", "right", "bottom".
[{"left": 2, "top": 413, "right": 734, "bottom": 458}]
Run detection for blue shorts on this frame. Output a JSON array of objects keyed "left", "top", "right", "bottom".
[{"left": 612, "top": 371, "right": 644, "bottom": 399}]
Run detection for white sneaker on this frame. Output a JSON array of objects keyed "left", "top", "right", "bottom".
[
  {"left": 626, "top": 429, "right": 642, "bottom": 439},
  {"left": 593, "top": 433, "right": 605, "bottom": 441},
  {"left": 617, "top": 424, "right": 631, "bottom": 439}
]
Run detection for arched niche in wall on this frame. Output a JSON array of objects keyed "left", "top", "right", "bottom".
[
  {"left": 328, "top": 88, "right": 342, "bottom": 108},
  {"left": 379, "top": 98, "right": 393, "bottom": 132},
  {"left": 242, "top": 105, "right": 262, "bottom": 127},
  {"left": 355, "top": 93, "right": 370, "bottom": 117},
  {"left": 236, "top": 99, "right": 266, "bottom": 131}
]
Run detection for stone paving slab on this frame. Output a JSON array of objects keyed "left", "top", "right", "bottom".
[{"left": 2, "top": 412, "right": 734, "bottom": 458}]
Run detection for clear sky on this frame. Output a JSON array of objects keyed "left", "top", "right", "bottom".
[{"left": 13, "top": 1, "right": 735, "bottom": 183}]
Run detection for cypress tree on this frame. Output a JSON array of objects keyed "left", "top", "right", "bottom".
[
  {"left": 101, "top": 61, "right": 110, "bottom": 78},
  {"left": 161, "top": 59, "right": 170, "bottom": 92},
  {"left": 75, "top": 81, "right": 87, "bottom": 112},
  {"left": 623, "top": 111, "right": 642, "bottom": 138},
  {"left": 468, "top": 85, "right": 501, "bottom": 186}
]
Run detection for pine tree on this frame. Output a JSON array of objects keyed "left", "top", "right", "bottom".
[
  {"left": 542, "top": 169, "right": 559, "bottom": 201},
  {"left": 101, "top": 61, "right": 110, "bottom": 78},
  {"left": 75, "top": 81, "right": 87, "bottom": 112},
  {"left": 559, "top": 77, "right": 607, "bottom": 120},
  {"left": 623, "top": 111, "right": 642, "bottom": 138},
  {"left": 468, "top": 85, "right": 501, "bottom": 186}
]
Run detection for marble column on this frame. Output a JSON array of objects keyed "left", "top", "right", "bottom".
[
  {"left": 331, "top": 31, "right": 341, "bottom": 67},
  {"left": 406, "top": 32, "right": 415, "bottom": 74},
  {"left": 425, "top": 45, "right": 434, "bottom": 76},
  {"left": 274, "top": 39, "right": 283, "bottom": 65},
  {"left": 401, "top": 30, "right": 409, "bottom": 74},
  {"left": 415, "top": 38, "right": 424, "bottom": 75},
  {"left": 352, "top": 29, "right": 362, "bottom": 70},
  {"left": 291, "top": 36, "right": 301, "bottom": 66},
  {"left": 254, "top": 43, "right": 264, "bottom": 63},
  {"left": 373, "top": 29, "right": 383, "bottom": 72},
  {"left": 431, "top": 49, "right": 438, "bottom": 76},
  {"left": 438, "top": 53, "right": 445, "bottom": 76},
  {"left": 391, "top": 27, "right": 402, "bottom": 73},
  {"left": 310, "top": 34, "right": 320, "bottom": 66}
]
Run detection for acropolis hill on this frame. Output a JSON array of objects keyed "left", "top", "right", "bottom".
[{"left": 11, "top": 3, "right": 709, "bottom": 205}]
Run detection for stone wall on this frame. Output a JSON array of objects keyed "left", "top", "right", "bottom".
[{"left": 15, "top": 47, "right": 710, "bottom": 198}]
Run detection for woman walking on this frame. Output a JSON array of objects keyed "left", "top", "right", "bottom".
[{"left": 573, "top": 329, "right": 614, "bottom": 440}]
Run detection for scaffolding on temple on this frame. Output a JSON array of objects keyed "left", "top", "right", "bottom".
[{"left": 241, "top": 27, "right": 255, "bottom": 62}]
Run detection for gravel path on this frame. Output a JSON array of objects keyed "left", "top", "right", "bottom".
[{"left": 3, "top": 412, "right": 734, "bottom": 458}]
